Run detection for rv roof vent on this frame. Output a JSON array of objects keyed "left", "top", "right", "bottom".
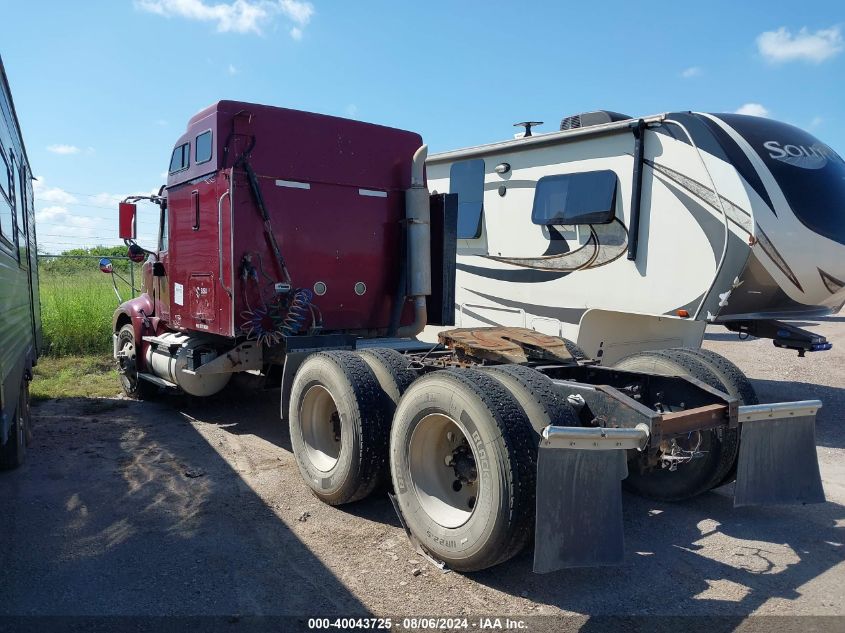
[
  {"left": 560, "top": 114, "right": 582, "bottom": 130},
  {"left": 560, "top": 110, "right": 632, "bottom": 131}
]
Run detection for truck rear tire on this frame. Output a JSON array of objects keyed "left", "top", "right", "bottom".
[
  {"left": 357, "top": 348, "right": 417, "bottom": 406},
  {"left": 116, "top": 324, "right": 157, "bottom": 400},
  {"left": 562, "top": 338, "right": 588, "bottom": 361},
  {"left": 482, "top": 364, "right": 579, "bottom": 436},
  {"left": 680, "top": 348, "right": 758, "bottom": 486},
  {"left": 614, "top": 349, "right": 739, "bottom": 501},
  {"left": 289, "top": 351, "right": 391, "bottom": 505},
  {"left": 0, "top": 378, "right": 30, "bottom": 469},
  {"left": 389, "top": 369, "right": 536, "bottom": 572},
  {"left": 681, "top": 348, "right": 759, "bottom": 405}
]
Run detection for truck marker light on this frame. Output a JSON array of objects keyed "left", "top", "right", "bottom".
[
  {"left": 275, "top": 179, "right": 310, "bottom": 190},
  {"left": 676, "top": 309, "right": 690, "bottom": 318},
  {"left": 358, "top": 188, "right": 387, "bottom": 198}
]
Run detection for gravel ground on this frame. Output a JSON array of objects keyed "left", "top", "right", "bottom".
[{"left": 1, "top": 314, "right": 843, "bottom": 622}]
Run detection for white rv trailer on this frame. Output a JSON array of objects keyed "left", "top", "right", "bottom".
[{"left": 423, "top": 110, "right": 845, "bottom": 365}]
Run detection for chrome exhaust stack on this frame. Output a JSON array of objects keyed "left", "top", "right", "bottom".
[{"left": 397, "top": 144, "right": 430, "bottom": 338}]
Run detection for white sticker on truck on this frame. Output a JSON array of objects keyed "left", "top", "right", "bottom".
[{"left": 174, "top": 282, "right": 184, "bottom": 306}]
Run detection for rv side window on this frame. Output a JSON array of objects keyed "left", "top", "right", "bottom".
[
  {"left": 195, "top": 131, "right": 213, "bottom": 164},
  {"left": 169, "top": 143, "right": 190, "bottom": 173},
  {"left": 450, "top": 159, "right": 485, "bottom": 239},
  {"left": 532, "top": 170, "right": 618, "bottom": 225}
]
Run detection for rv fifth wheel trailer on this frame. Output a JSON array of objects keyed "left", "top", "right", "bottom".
[{"left": 423, "top": 110, "right": 845, "bottom": 365}]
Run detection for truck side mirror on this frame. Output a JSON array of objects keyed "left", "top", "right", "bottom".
[
  {"left": 119, "top": 202, "right": 137, "bottom": 240},
  {"left": 127, "top": 243, "right": 147, "bottom": 263}
]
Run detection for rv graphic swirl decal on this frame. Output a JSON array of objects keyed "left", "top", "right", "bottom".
[
  {"left": 484, "top": 218, "right": 628, "bottom": 272},
  {"left": 646, "top": 159, "right": 755, "bottom": 234},
  {"left": 764, "top": 141, "right": 843, "bottom": 171}
]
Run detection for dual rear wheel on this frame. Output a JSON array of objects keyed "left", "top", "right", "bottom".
[
  {"left": 288, "top": 351, "right": 575, "bottom": 570},
  {"left": 288, "top": 345, "right": 755, "bottom": 569}
]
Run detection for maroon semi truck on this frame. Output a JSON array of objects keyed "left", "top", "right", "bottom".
[{"left": 109, "top": 101, "right": 825, "bottom": 573}]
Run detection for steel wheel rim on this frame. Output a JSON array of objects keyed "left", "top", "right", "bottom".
[
  {"left": 409, "top": 413, "right": 478, "bottom": 529},
  {"left": 118, "top": 335, "right": 138, "bottom": 390},
  {"left": 299, "top": 384, "right": 342, "bottom": 472}
]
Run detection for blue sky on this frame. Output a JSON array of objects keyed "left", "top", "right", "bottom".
[{"left": 2, "top": 0, "right": 843, "bottom": 253}]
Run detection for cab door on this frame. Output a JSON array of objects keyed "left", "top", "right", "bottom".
[{"left": 154, "top": 205, "right": 170, "bottom": 322}]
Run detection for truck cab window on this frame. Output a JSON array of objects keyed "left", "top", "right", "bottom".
[
  {"left": 169, "top": 142, "right": 190, "bottom": 173},
  {"left": 195, "top": 131, "right": 212, "bottom": 164},
  {"left": 450, "top": 159, "right": 485, "bottom": 239}
]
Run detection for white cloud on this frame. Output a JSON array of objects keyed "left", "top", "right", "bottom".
[
  {"left": 35, "top": 205, "right": 69, "bottom": 223},
  {"left": 345, "top": 103, "right": 358, "bottom": 117},
  {"left": 809, "top": 116, "right": 824, "bottom": 129},
  {"left": 735, "top": 103, "right": 770, "bottom": 117},
  {"left": 33, "top": 178, "right": 77, "bottom": 205},
  {"left": 680, "top": 66, "right": 701, "bottom": 78},
  {"left": 154, "top": 119, "right": 168, "bottom": 127},
  {"left": 278, "top": 0, "right": 313, "bottom": 25},
  {"left": 89, "top": 192, "right": 126, "bottom": 207},
  {"left": 757, "top": 26, "right": 844, "bottom": 64},
  {"left": 32, "top": 177, "right": 162, "bottom": 252},
  {"left": 227, "top": 63, "right": 238, "bottom": 75},
  {"left": 47, "top": 144, "right": 80, "bottom": 155},
  {"left": 135, "top": 0, "right": 314, "bottom": 38}
]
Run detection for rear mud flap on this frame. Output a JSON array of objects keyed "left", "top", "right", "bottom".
[
  {"left": 533, "top": 424, "right": 649, "bottom": 573},
  {"left": 734, "top": 400, "right": 825, "bottom": 507}
]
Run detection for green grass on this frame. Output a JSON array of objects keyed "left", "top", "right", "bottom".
[
  {"left": 32, "top": 260, "right": 132, "bottom": 399},
  {"left": 31, "top": 355, "right": 121, "bottom": 401},
  {"left": 39, "top": 269, "right": 125, "bottom": 356}
]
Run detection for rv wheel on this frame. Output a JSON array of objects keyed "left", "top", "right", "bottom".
[
  {"left": 289, "top": 351, "right": 391, "bottom": 505},
  {"left": 116, "top": 324, "right": 157, "bottom": 400},
  {"left": 390, "top": 369, "right": 536, "bottom": 571},
  {"left": 482, "top": 364, "right": 579, "bottom": 436},
  {"left": 614, "top": 350, "right": 739, "bottom": 501},
  {"left": 0, "top": 377, "right": 30, "bottom": 469}
]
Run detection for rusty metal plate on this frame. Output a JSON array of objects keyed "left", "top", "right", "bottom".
[
  {"left": 659, "top": 404, "right": 729, "bottom": 439},
  {"left": 437, "top": 327, "right": 575, "bottom": 364}
]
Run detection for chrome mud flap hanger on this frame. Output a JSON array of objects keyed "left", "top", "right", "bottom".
[{"left": 533, "top": 400, "right": 825, "bottom": 574}]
